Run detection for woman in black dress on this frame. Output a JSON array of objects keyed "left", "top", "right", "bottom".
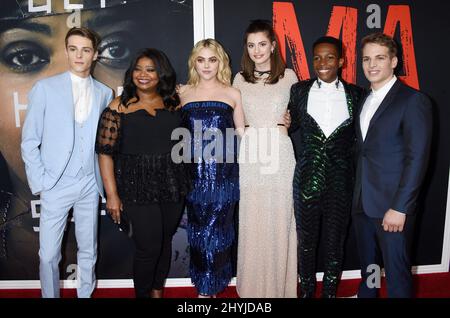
[{"left": 95, "top": 48, "right": 190, "bottom": 298}]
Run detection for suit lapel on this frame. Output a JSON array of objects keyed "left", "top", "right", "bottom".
[
  {"left": 357, "top": 91, "right": 369, "bottom": 117},
  {"left": 300, "top": 79, "right": 314, "bottom": 113},
  {"left": 302, "top": 79, "right": 329, "bottom": 137},
  {"left": 365, "top": 79, "right": 402, "bottom": 138},
  {"left": 91, "top": 79, "right": 101, "bottom": 121},
  {"left": 356, "top": 91, "right": 369, "bottom": 144},
  {"left": 341, "top": 80, "right": 354, "bottom": 125},
  {"left": 89, "top": 80, "right": 102, "bottom": 153}
]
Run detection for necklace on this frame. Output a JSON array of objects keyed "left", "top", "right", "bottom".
[{"left": 254, "top": 70, "right": 271, "bottom": 76}]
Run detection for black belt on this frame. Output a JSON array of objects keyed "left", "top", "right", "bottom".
[{"left": 244, "top": 124, "right": 285, "bottom": 127}]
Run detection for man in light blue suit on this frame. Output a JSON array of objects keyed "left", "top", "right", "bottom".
[{"left": 21, "top": 27, "right": 113, "bottom": 298}]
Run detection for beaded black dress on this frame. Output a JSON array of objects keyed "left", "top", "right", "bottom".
[{"left": 95, "top": 108, "right": 190, "bottom": 205}]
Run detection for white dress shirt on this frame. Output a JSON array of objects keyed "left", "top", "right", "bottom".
[
  {"left": 307, "top": 78, "right": 349, "bottom": 138},
  {"left": 70, "top": 72, "right": 93, "bottom": 124},
  {"left": 360, "top": 76, "right": 397, "bottom": 141}
]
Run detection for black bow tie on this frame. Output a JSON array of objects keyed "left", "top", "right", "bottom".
[{"left": 317, "top": 78, "right": 340, "bottom": 89}]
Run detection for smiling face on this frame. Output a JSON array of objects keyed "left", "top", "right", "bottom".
[
  {"left": 362, "top": 42, "right": 398, "bottom": 90},
  {"left": 194, "top": 47, "right": 219, "bottom": 82},
  {"left": 246, "top": 31, "right": 275, "bottom": 71},
  {"left": 132, "top": 56, "right": 159, "bottom": 92},
  {"left": 313, "top": 42, "right": 343, "bottom": 83}
]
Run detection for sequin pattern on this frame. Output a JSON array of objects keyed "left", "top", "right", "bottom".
[
  {"left": 289, "top": 79, "right": 365, "bottom": 297},
  {"left": 233, "top": 70, "right": 298, "bottom": 298},
  {"left": 181, "top": 101, "right": 239, "bottom": 295}
]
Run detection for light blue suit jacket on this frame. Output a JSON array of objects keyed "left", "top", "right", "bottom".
[{"left": 21, "top": 71, "right": 113, "bottom": 196}]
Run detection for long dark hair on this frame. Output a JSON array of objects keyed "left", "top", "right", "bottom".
[
  {"left": 240, "top": 19, "right": 286, "bottom": 84},
  {"left": 120, "top": 48, "right": 180, "bottom": 109}
]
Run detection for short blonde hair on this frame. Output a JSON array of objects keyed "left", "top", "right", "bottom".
[{"left": 187, "top": 39, "right": 232, "bottom": 86}]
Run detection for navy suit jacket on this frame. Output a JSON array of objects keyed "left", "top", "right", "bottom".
[{"left": 353, "top": 79, "right": 432, "bottom": 218}]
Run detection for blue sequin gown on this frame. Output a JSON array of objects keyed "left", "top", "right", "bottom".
[{"left": 181, "top": 101, "right": 239, "bottom": 295}]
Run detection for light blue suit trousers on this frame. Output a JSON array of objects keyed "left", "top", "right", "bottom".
[
  {"left": 21, "top": 71, "right": 113, "bottom": 298},
  {"left": 39, "top": 172, "right": 99, "bottom": 298}
]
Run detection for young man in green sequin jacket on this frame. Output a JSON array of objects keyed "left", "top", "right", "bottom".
[{"left": 288, "top": 36, "right": 365, "bottom": 298}]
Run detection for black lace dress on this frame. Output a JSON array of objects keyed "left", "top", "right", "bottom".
[{"left": 95, "top": 108, "right": 190, "bottom": 204}]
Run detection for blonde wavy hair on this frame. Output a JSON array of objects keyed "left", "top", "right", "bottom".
[{"left": 187, "top": 38, "right": 232, "bottom": 86}]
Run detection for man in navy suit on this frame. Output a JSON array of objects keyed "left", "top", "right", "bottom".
[{"left": 353, "top": 33, "right": 432, "bottom": 298}]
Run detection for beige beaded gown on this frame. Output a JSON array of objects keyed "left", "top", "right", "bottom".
[{"left": 233, "top": 69, "right": 298, "bottom": 298}]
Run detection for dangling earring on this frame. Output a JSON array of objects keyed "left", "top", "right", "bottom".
[{"left": 271, "top": 48, "right": 274, "bottom": 54}]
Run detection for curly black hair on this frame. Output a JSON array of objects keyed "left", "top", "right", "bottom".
[{"left": 120, "top": 48, "right": 180, "bottom": 109}]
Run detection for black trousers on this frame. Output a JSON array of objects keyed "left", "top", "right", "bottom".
[
  {"left": 124, "top": 201, "right": 184, "bottom": 298},
  {"left": 294, "top": 166, "right": 352, "bottom": 297}
]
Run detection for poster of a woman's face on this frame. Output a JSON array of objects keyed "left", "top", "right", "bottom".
[{"left": 0, "top": 0, "right": 193, "bottom": 280}]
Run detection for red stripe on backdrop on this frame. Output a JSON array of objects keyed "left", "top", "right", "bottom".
[{"left": 0, "top": 272, "right": 449, "bottom": 298}]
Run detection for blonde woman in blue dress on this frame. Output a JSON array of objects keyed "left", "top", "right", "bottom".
[
  {"left": 233, "top": 20, "right": 298, "bottom": 298},
  {"left": 179, "top": 39, "right": 245, "bottom": 297}
]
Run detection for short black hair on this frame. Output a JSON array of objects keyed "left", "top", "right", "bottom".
[{"left": 313, "top": 36, "right": 343, "bottom": 58}]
